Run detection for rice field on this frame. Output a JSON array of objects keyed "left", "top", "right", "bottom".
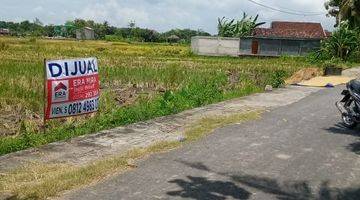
[{"left": 0, "top": 36, "right": 318, "bottom": 154}]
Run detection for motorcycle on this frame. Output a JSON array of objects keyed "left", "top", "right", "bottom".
[{"left": 336, "top": 79, "right": 360, "bottom": 128}]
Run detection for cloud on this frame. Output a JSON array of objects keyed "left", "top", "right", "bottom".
[
  {"left": 32, "top": 6, "right": 44, "bottom": 13},
  {"left": 0, "top": 0, "right": 336, "bottom": 33},
  {"left": 75, "top": 0, "right": 150, "bottom": 27}
]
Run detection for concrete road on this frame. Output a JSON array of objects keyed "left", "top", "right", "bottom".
[{"left": 62, "top": 86, "right": 360, "bottom": 200}]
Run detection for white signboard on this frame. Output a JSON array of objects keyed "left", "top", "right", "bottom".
[{"left": 45, "top": 57, "right": 100, "bottom": 119}]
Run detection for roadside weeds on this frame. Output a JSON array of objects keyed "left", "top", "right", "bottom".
[{"left": 0, "top": 110, "right": 262, "bottom": 200}]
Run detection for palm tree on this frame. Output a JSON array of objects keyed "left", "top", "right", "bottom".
[{"left": 218, "top": 13, "right": 265, "bottom": 37}]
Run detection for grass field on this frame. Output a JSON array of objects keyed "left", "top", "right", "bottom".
[{"left": 0, "top": 36, "right": 320, "bottom": 155}]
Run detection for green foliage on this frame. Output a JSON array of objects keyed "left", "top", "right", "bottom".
[
  {"left": 161, "top": 29, "right": 211, "bottom": 43},
  {"left": 268, "top": 70, "right": 288, "bottom": 88},
  {"left": 218, "top": 13, "right": 265, "bottom": 37},
  {"left": 0, "top": 19, "right": 210, "bottom": 43},
  {"left": 312, "top": 22, "right": 359, "bottom": 61},
  {"left": 325, "top": 0, "right": 360, "bottom": 28},
  {"left": 0, "top": 19, "right": 44, "bottom": 36},
  {"left": 105, "top": 35, "right": 124, "bottom": 42}
]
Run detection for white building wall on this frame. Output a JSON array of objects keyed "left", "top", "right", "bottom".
[{"left": 191, "top": 36, "right": 240, "bottom": 57}]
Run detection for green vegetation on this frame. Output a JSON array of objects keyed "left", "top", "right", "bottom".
[
  {"left": 0, "top": 19, "right": 210, "bottom": 43},
  {"left": 0, "top": 37, "right": 319, "bottom": 155},
  {"left": 217, "top": 13, "right": 265, "bottom": 37},
  {"left": 317, "top": 22, "right": 359, "bottom": 61},
  {"left": 325, "top": 0, "right": 360, "bottom": 28},
  {"left": 316, "top": 0, "right": 360, "bottom": 62},
  {"left": 0, "top": 111, "right": 261, "bottom": 200}
]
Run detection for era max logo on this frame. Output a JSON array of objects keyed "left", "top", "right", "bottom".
[{"left": 52, "top": 81, "right": 69, "bottom": 102}]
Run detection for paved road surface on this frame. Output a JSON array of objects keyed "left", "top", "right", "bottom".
[{"left": 62, "top": 86, "right": 360, "bottom": 200}]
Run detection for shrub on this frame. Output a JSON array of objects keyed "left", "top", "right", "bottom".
[
  {"left": 268, "top": 70, "right": 288, "bottom": 88},
  {"left": 313, "top": 22, "right": 359, "bottom": 62},
  {"left": 105, "top": 35, "right": 123, "bottom": 42},
  {"left": 0, "top": 42, "right": 9, "bottom": 51}
]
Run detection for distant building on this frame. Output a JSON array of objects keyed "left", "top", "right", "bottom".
[
  {"left": 192, "top": 21, "right": 328, "bottom": 57},
  {"left": 240, "top": 21, "right": 327, "bottom": 56},
  {"left": 0, "top": 28, "right": 10, "bottom": 36},
  {"left": 76, "top": 27, "right": 95, "bottom": 40},
  {"left": 168, "top": 35, "right": 180, "bottom": 43}
]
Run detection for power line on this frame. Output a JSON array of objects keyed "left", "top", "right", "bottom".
[
  {"left": 245, "top": 0, "right": 326, "bottom": 16},
  {"left": 272, "top": 3, "right": 326, "bottom": 14}
]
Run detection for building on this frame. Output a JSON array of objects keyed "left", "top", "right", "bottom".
[
  {"left": 76, "top": 27, "right": 95, "bottom": 40},
  {"left": 167, "top": 35, "right": 180, "bottom": 43},
  {"left": 191, "top": 36, "right": 240, "bottom": 57},
  {"left": 191, "top": 21, "right": 327, "bottom": 57},
  {"left": 0, "top": 28, "right": 10, "bottom": 36},
  {"left": 240, "top": 21, "right": 327, "bottom": 56}
]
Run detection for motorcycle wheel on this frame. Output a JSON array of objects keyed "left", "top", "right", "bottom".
[{"left": 342, "top": 114, "right": 357, "bottom": 129}]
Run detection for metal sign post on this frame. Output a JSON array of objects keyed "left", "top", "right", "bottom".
[{"left": 43, "top": 59, "right": 47, "bottom": 134}]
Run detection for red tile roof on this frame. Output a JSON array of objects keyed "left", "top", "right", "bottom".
[
  {"left": 253, "top": 21, "right": 326, "bottom": 39},
  {"left": 324, "top": 30, "right": 332, "bottom": 38}
]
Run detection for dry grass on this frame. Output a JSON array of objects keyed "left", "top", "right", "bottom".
[
  {"left": 184, "top": 110, "right": 262, "bottom": 142},
  {"left": 0, "top": 110, "right": 261, "bottom": 200}
]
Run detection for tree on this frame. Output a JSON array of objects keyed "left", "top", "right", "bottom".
[
  {"left": 19, "top": 20, "right": 31, "bottom": 34},
  {"left": 162, "top": 29, "right": 211, "bottom": 43},
  {"left": 73, "top": 19, "right": 87, "bottom": 29},
  {"left": 0, "top": 18, "right": 210, "bottom": 43},
  {"left": 34, "top": 18, "right": 43, "bottom": 26},
  {"left": 218, "top": 13, "right": 265, "bottom": 37},
  {"left": 325, "top": 0, "right": 360, "bottom": 28},
  {"left": 218, "top": 18, "right": 236, "bottom": 37},
  {"left": 64, "top": 21, "right": 76, "bottom": 37},
  {"left": 44, "top": 25, "right": 55, "bottom": 37},
  {"left": 318, "top": 21, "right": 358, "bottom": 60},
  {"left": 128, "top": 20, "right": 136, "bottom": 29}
]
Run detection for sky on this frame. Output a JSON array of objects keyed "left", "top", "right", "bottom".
[{"left": 0, "top": 0, "right": 335, "bottom": 34}]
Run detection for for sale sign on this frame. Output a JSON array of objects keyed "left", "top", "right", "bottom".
[{"left": 45, "top": 57, "right": 100, "bottom": 119}]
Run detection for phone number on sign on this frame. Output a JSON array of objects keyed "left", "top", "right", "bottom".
[{"left": 50, "top": 97, "right": 99, "bottom": 118}]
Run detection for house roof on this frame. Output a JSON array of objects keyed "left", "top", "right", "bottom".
[
  {"left": 324, "top": 30, "right": 332, "bottom": 38},
  {"left": 253, "top": 21, "right": 326, "bottom": 39},
  {"left": 168, "top": 35, "right": 180, "bottom": 39},
  {"left": 0, "top": 28, "right": 10, "bottom": 34}
]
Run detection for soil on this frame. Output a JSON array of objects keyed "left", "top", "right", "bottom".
[{"left": 285, "top": 68, "right": 323, "bottom": 85}]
